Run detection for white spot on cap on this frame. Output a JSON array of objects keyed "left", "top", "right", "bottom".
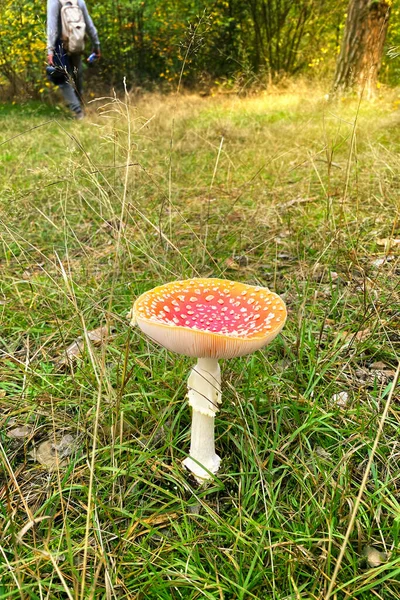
[{"left": 205, "top": 295, "right": 214, "bottom": 301}]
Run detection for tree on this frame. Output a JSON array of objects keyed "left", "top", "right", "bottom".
[
  {"left": 244, "top": 0, "right": 345, "bottom": 77},
  {"left": 332, "top": 0, "right": 391, "bottom": 98}
]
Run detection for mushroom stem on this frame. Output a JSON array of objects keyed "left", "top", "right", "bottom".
[{"left": 182, "top": 358, "right": 221, "bottom": 482}]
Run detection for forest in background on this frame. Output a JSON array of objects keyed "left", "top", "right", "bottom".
[{"left": 0, "top": 0, "right": 399, "bottom": 98}]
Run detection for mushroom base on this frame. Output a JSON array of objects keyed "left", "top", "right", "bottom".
[
  {"left": 183, "top": 453, "right": 221, "bottom": 481},
  {"left": 183, "top": 358, "right": 222, "bottom": 482}
]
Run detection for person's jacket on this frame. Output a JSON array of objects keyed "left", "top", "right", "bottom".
[{"left": 46, "top": 0, "right": 100, "bottom": 54}]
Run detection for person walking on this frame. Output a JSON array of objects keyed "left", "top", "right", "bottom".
[{"left": 46, "top": 0, "right": 101, "bottom": 119}]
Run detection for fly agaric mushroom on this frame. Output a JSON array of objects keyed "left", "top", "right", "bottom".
[{"left": 132, "top": 278, "right": 286, "bottom": 482}]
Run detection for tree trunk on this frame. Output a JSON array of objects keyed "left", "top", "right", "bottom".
[{"left": 332, "top": 0, "right": 391, "bottom": 98}]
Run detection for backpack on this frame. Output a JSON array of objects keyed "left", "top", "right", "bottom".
[{"left": 59, "top": 0, "right": 86, "bottom": 54}]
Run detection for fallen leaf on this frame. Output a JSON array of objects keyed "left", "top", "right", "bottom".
[
  {"left": 371, "top": 257, "right": 386, "bottom": 268},
  {"left": 314, "top": 446, "right": 331, "bottom": 460},
  {"left": 187, "top": 503, "right": 201, "bottom": 515},
  {"left": 331, "top": 391, "right": 349, "bottom": 407},
  {"left": 312, "top": 264, "right": 339, "bottom": 283},
  {"left": 30, "top": 435, "right": 76, "bottom": 470},
  {"left": 101, "top": 219, "right": 127, "bottom": 237},
  {"left": 7, "top": 425, "right": 33, "bottom": 439},
  {"left": 369, "top": 362, "right": 396, "bottom": 379},
  {"left": 325, "top": 318, "right": 336, "bottom": 326},
  {"left": 371, "top": 255, "right": 395, "bottom": 268},
  {"left": 57, "top": 326, "right": 114, "bottom": 367},
  {"left": 336, "top": 329, "right": 370, "bottom": 343},
  {"left": 376, "top": 238, "right": 400, "bottom": 248},
  {"left": 355, "top": 368, "right": 369, "bottom": 382},
  {"left": 226, "top": 211, "right": 243, "bottom": 223},
  {"left": 125, "top": 512, "right": 180, "bottom": 542},
  {"left": 132, "top": 356, "right": 152, "bottom": 372},
  {"left": 31, "top": 441, "right": 66, "bottom": 469},
  {"left": 52, "top": 434, "right": 75, "bottom": 457},
  {"left": 278, "top": 196, "right": 317, "bottom": 210},
  {"left": 233, "top": 255, "right": 249, "bottom": 267},
  {"left": 370, "top": 361, "right": 390, "bottom": 371},
  {"left": 275, "top": 358, "right": 291, "bottom": 372},
  {"left": 362, "top": 545, "right": 389, "bottom": 568},
  {"left": 16, "top": 516, "right": 51, "bottom": 543},
  {"left": 355, "top": 329, "right": 370, "bottom": 342},
  {"left": 354, "top": 366, "right": 395, "bottom": 387},
  {"left": 57, "top": 340, "right": 84, "bottom": 366},
  {"left": 224, "top": 258, "right": 240, "bottom": 270}
]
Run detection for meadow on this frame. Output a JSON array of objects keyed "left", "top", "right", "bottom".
[{"left": 0, "top": 84, "right": 399, "bottom": 599}]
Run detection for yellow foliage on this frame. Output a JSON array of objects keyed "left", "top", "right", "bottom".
[{"left": 0, "top": 0, "right": 46, "bottom": 93}]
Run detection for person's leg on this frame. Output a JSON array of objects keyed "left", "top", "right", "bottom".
[
  {"left": 58, "top": 81, "right": 82, "bottom": 115},
  {"left": 53, "top": 42, "right": 83, "bottom": 117},
  {"left": 69, "top": 54, "right": 84, "bottom": 103}
]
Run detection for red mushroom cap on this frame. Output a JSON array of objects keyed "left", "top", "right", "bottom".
[{"left": 132, "top": 278, "right": 287, "bottom": 359}]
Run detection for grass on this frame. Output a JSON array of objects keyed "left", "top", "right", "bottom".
[{"left": 0, "top": 82, "right": 399, "bottom": 599}]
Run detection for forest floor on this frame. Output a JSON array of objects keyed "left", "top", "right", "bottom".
[{"left": 0, "top": 84, "right": 400, "bottom": 599}]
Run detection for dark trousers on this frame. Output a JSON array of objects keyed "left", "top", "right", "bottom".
[
  {"left": 54, "top": 41, "right": 84, "bottom": 114},
  {"left": 59, "top": 54, "right": 83, "bottom": 114}
]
